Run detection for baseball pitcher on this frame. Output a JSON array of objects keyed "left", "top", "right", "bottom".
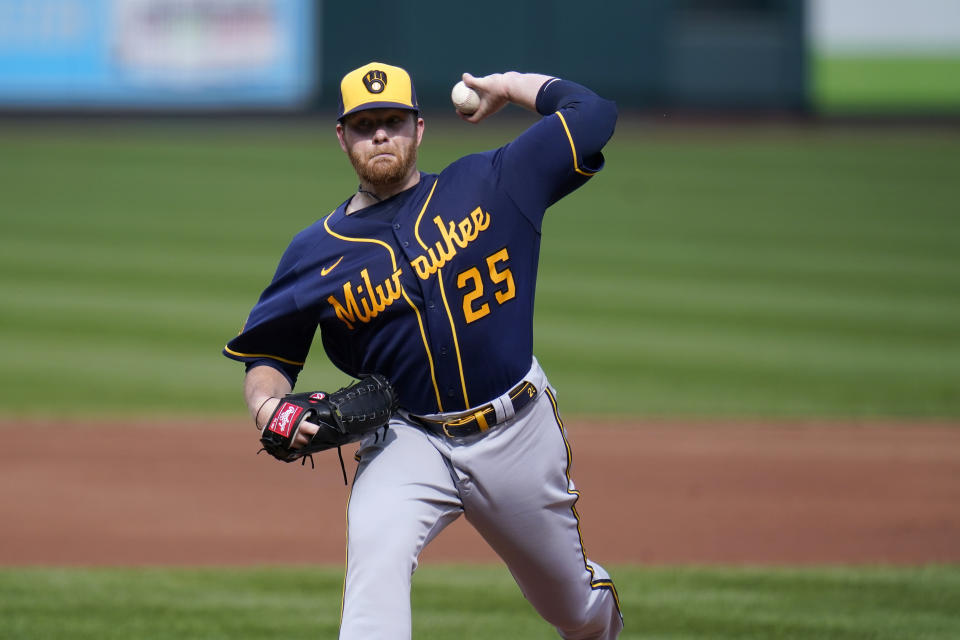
[{"left": 224, "top": 61, "right": 621, "bottom": 639}]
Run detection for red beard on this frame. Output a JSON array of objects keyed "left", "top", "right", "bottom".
[{"left": 348, "top": 137, "right": 418, "bottom": 187}]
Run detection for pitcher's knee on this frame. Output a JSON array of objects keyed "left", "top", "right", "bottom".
[
  {"left": 542, "top": 605, "right": 593, "bottom": 635},
  {"left": 548, "top": 590, "right": 622, "bottom": 640},
  {"left": 557, "top": 616, "right": 622, "bottom": 640}
]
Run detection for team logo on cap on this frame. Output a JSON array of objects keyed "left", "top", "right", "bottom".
[{"left": 363, "top": 70, "right": 387, "bottom": 94}]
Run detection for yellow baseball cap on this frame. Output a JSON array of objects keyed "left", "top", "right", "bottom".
[{"left": 337, "top": 61, "right": 419, "bottom": 120}]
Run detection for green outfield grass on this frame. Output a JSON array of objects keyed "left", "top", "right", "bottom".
[
  {"left": 0, "top": 120, "right": 958, "bottom": 418},
  {"left": 814, "top": 55, "right": 960, "bottom": 114},
  {"left": 1, "top": 565, "right": 958, "bottom": 639}
]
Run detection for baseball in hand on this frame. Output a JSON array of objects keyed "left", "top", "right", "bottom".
[{"left": 451, "top": 80, "right": 480, "bottom": 114}]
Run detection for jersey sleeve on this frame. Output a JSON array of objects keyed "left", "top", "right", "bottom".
[
  {"left": 222, "top": 228, "right": 320, "bottom": 386},
  {"left": 498, "top": 79, "right": 617, "bottom": 229}
]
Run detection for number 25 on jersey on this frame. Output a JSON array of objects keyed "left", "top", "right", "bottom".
[{"left": 456, "top": 248, "right": 516, "bottom": 324}]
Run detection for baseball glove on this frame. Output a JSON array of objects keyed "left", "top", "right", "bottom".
[{"left": 259, "top": 374, "right": 397, "bottom": 472}]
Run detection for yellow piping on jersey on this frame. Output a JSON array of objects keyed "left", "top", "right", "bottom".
[
  {"left": 413, "top": 177, "right": 470, "bottom": 408},
  {"left": 401, "top": 288, "right": 444, "bottom": 412},
  {"left": 414, "top": 178, "right": 439, "bottom": 250},
  {"left": 324, "top": 214, "right": 398, "bottom": 271},
  {"left": 436, "top": 269, "right": 470, "bottom": 408},
  {"left": 324, "top": 211, "right": 444, "bottom": 410},
  {"left": 556, "top": 111, "right": 598, "bottom": 177},
  {"left": 223, "top": 346, "right": 305, "bottom": 367},
  {"left": 546, "top": 388, "right": 623, "bottom": 615}
]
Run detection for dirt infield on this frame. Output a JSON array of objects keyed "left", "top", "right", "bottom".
[{"left": 2, "top": 420, "right": 958, "bottom": 566}]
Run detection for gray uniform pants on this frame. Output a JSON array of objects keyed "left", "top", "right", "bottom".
[{"left": 339, "top": 361, "right": 622, "bottom": 639}]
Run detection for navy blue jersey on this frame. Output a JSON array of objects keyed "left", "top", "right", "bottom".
[{"left": 224, "top": 79, "right": 616, "bottom": 415}]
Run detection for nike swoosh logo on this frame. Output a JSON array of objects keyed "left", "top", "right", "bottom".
[{"left": 321, "top": 256, "right": 344, "bottom": 277}]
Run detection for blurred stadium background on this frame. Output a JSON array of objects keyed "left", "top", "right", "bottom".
[
  {"left": 1, "top": 0, "right": 958, "bottom": 423},
  {"left": 0, "top": 0, "right": 958, "bottom": 418},
  {"left": 2, "top": 3, "right": 959, "bottom": 638},
  {"left": 2, "top": 0, "right": 958, "bottom": 115}
]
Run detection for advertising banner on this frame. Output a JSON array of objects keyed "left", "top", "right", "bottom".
[{"left": 0, "top": 0, "right": 316, "bottom": 108}]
